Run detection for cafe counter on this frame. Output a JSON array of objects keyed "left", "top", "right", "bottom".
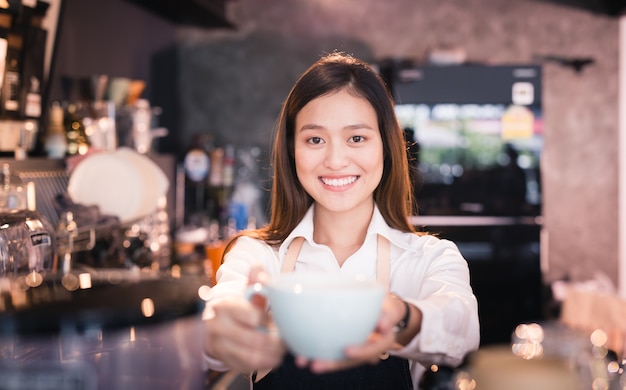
[{"left": 0, "top": 268, "right": 210, "bottom": 390}]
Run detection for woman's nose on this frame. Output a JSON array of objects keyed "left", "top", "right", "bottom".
[{"left": 324, "top": 142, "right": 349, "bottom": 169}]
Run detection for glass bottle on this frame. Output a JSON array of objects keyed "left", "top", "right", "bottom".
[
  {"left": 0, "top": 164, "right": 56, "bottom": 277},
  {"left": 44, "top": 101, "right": 67, "bottom": 158}
]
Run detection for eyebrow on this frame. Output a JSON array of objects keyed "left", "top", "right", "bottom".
[{"left": 298, "top": 123, "right": 376, "bottom": 132}]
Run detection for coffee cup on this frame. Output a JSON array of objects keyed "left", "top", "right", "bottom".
[{"left": 246, "top": 272, "right": 385, "bottom": 360}]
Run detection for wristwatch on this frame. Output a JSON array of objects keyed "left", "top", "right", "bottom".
[{"left": 393, "top": 296, "right": 411, "bottom": 333}]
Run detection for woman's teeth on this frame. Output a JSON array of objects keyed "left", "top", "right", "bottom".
[{"left": 321, "top": 176, "right": 357, "bottom": 187}]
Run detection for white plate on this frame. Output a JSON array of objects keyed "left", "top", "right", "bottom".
[
  {"left": 67, "top": 148, "right": 169, "bottom": 223},
  {"left": 116, "top": 147, "right": 169, "bottom": 220}
]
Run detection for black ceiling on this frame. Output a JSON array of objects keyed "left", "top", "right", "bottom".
[
  {"left": 124, "top": 0, "right": 236, "bottom": 29},
  {"left": 534, "top": 0, "right": 626, "bottom": 16}
]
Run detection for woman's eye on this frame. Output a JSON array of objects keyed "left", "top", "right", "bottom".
[
  {"left": 307, "top": 136, "right": 324, "bottom": 144},
  {"left": 349, "top": 135, "right": 365, "bottom": 143}
]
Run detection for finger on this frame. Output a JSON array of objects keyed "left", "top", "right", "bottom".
[
  {"left": 218, "top": 338, "right": 283, "bottom": 372},
  {"left": 308, "top": 356, "right": 374, "bottom": 373},
  {"left": 308, "top": 360, "right": 344, "bottom": 373},
  {"left": 248, "top": 264, "right": 270, "bottom": 285},
  {"left": 376, "top": 295, "right": 401, "bottom": 333},
  {"left": 226, "top": 332, "right": 285, "bottom": 370},
  {"left": 294, "top": 355, "right": 310, "bottom": 368},
  {"left": 247, "top": 266, "right": 270, "bottom": 308},
  {"left": 308, "top": 335, "right": 390, "bottom": 373},
  {"left": 343, "top": 331, "right": 395, "bottom": 362},
  {"left": 249, "top": 292, "right": 268, "bottom": 309},
  {"left": 207, "top": 312, "right": 285, "bottom": 371},
  {"left": 214, "top": 299, "right": 264, "bottom": 327}
]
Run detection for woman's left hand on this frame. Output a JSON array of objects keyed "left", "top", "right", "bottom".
[{"left": 294, "top": 293, "right": 409, "bottom": 373}]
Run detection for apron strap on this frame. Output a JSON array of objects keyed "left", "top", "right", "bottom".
[
  {"left": 281, "top": 236, "right": 305, "bottom": 273},
  {"left": 376, "top": 234, "right": 390, "bottom": 291}
]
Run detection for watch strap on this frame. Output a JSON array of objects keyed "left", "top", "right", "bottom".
[{"left": 393, "top": 297, "right": 411, "bottom": 333}]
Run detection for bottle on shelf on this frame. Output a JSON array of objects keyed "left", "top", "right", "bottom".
[
  {"left": 183, "top": 133, "right": 212, "bottom": 220},
  {"left": 20, "top": 0, "right": 50, "bottom": 122},
  {"left": 204, "top": 220, "right": 223, "bottom": 285},
  {"left": 0, "top": 11, "right": 23, "bottom": 120},
  {"left": 44, "top": 101, "right": 67, "bottom": 158},
  {"left": 132, "top": 98, "right": 152, "bottom": 154}
]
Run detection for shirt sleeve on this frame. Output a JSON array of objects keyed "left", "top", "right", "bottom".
[
  {"left": 202, "top": 236, "right": 280, "bottom": 370},
  {"left": 391, "top": 235, "right": 480, "bottom": 368},
  {"left": 205, "top": 236, "right": 281, "bottom": 304}
]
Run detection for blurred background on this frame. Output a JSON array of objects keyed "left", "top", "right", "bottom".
[
  {"left": 0, "top": 0, "right": 624, "bottom": 388},
  {"left": 48, "top": 0, "right": 622, "bottom": 291}
]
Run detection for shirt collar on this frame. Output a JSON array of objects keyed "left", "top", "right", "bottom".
[
  {"left": 281, "top": 205, "right": 315, "bottom": 252},
  {"left": 366, "top": 204, "right": 395, "bottom": 241},
  {"left": 280, "top": 203, "right": 402, "bottom": 254}
]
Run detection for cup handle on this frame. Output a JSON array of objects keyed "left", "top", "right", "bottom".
[{"left": 244, "top": 283, "right": 275, "bottom": 334}]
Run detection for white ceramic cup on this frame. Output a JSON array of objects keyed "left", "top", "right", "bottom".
[{"left": 246, "top": 272, "right": 385, "bottom": 360}]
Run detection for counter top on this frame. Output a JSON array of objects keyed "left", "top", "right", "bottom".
[{"left": 410, "top": 215, "right": 543, "bottom": 227}]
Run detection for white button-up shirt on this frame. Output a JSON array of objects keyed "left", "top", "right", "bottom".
[{"left": 204, "top": 205, "right": 480, "bottom": 388}]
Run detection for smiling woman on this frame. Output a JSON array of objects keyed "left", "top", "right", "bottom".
[{"left": 202, "top": 52, "right": 480, "bottom": 390}]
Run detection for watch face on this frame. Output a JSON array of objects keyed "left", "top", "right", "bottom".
[{"left": 184, "top": 149, "right": 210, "bottom": 182}]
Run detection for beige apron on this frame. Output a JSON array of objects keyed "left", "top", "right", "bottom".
[{"left": 253, "top": 235, "right": 392, "bottom": 384}]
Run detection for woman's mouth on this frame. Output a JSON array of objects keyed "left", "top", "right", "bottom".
[{"left": 320, "top": 176, "right": 358, "bottom": 187}]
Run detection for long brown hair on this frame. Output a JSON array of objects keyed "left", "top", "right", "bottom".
[{"left": 235, "top": 52, "right": 417, "bottom": 247}]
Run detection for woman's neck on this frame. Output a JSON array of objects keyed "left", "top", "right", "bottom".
[{"left": 312, "top": 202, "right": 375, "bottom": 265}]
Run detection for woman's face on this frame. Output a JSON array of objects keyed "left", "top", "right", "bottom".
[{"left": 294, "top": 89, "right": 383, "bottom": 214}]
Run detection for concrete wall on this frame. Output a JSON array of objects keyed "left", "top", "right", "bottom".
[{"left": 53, "top": 0, "right": 620, "bottom": 287}]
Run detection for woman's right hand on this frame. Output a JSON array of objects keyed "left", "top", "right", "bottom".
[{"left": 203, "top": 266, "right": 286, "bottom": 373}]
